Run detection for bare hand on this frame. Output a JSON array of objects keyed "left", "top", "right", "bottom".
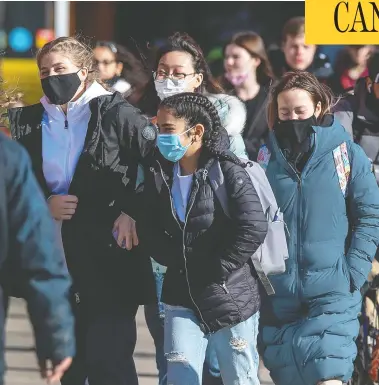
[
  {"left": 113, "top": 213, "right": 138, "bottom": 250},
  {"left": 39, "top": 357, "right": 72, "bottom": 384},
  {"left": 48, "top": 195, "right": 78, "bottom": 221}
]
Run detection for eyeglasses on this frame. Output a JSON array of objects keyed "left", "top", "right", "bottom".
[
  {"left": 94, "top": 59, "right": 116, "bottom": 66},
  {"left": 153, "top": 71, "right": 196, "bottom": 82},
  {"left": 96, "top": 41, "right": 118, "bottom": 54}
]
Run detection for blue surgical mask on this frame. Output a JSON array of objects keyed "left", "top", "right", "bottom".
[{"left": 157, "top": 127, "right": 193, "bottom": 162}]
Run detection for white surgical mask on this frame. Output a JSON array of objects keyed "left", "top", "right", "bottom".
[{"left": 154, "top": 77, "right": 194, "bottom": 100}]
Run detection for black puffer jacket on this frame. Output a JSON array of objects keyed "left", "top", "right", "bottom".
[{"left": 139, "top": 140, "right": 268, "bottom": 333}]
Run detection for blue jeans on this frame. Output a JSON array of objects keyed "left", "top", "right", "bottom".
[
  {"left": 164, "top": 306, "right": 260, "bottom": 385},
  {"left": 144, "top": 261, "right": 167, "bottom": 385}
]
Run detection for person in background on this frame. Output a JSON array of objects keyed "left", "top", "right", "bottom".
[
  {"left": 330, "top": 45, "right": 375, "bottom": 95},
  {"left": 0, "top": 105, "right": 74, "bottom": 384},
  {"left": 334, "top": 51, "right": 379, "bottom": 175},
  {"left": 141, "top": 31, "right": 250, "bottom": 385},
  {"left": 222, "top": 31, "right": 273, "bottom": 160},
  {"left": 94, "top": 40, "right": 151, "bottom": 106},
  {"left": 269, "top": 16, "right": 333, "bottom": 83},
  {"left": 140, "top": 92, "right": 267, "bottom": 385},
  {"left": 259, "top": 71, "right": 379, "bottom": 385},
  {"left": 9, "top": 36, "right": 156, "bottom": 385},
  {"left": 94, "top": 41, "right": 131, "bottom": 95}
]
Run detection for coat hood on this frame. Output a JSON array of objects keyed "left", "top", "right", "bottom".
[
  {"left": 270, "top": 114, "right": 352, "bottom": 167},
  {"left": 206, "top": 93, "right": 246, "bottom": 137}
]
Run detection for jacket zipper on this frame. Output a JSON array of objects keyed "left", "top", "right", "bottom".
[
  {"left": 274, "top": 141, "right": 302, "bottom": 299},
  {"left": 221, "top": 282, "right": 229, "bottom": 294},
  {"left": 156, "top": 162, "right": 211, "bottom": 333},
  {"left": 183, "top": 177, "right": 212, "bottom": 333},
  {"left": 65, "top": 119, "right": 71, "bottom": 192},
  {"left": 156, "top": 161, "right": 182, "bottom": 229},
  {"left": 272, "top": 134, "right": 317, "bottom": 385}
]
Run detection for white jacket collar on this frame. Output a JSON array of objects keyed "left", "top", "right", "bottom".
[{"left": 41, "top": 81, "right": 112, "bottom": 121}]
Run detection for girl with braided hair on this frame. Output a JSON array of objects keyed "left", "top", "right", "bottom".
[
  {"left": 139, "top": 92, "right": 268, "bottom": 385},
  {"left": 142, "top": 32, "right": 251, "bottom": 385}
]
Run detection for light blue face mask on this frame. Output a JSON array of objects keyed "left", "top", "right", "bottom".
[{"left": 157, "top": 127, "right": 193, "bottom": 163}]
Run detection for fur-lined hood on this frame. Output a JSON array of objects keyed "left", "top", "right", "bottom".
[{"left": 206, "top": 93, "right": 247, "bottom": 137}]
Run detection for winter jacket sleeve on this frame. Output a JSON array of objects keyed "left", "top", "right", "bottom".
[
  {"left": 3, "top": 139, "right": 75, "bottom": 362},
  {"left": 346, "top": 142, "right": 379, "bottom": 291},
  {"left": 107, "top": 102, "right": 158, "bottom": 221},
  {"left": 218, "top": 161, "right": 268, "bottom": 279}
]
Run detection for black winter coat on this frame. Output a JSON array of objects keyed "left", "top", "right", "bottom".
[
  {"left": 8, "top": 93, "right": 157, "bottom": 311},
  {"left": 242, "top": 86, "right": 270, "bottom": 161},
  {"left": 139, "top": 147, "right": 268, "bottom": 333}
]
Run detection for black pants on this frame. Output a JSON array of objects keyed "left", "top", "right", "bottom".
[{"left": 61, "top": 298, "right": 139, "bottom": 385}]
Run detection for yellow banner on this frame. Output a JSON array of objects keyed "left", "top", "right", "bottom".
[{"left": 306, "top": 0, "right": 379, "bottom": 44}]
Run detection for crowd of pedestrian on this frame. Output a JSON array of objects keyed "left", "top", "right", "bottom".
[{"left": 1, "top": 13, "right": 379, "bottom": 385}]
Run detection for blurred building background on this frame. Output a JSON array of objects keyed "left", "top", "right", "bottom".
[{"left": 0, "top": 1, "right": 342, "bottom": 105}]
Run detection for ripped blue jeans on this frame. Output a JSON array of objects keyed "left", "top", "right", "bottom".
[
  {"left": 144, "top": 260, "right": 167, "bottom": 385},
  {"left": 164, "top": 306, "right": 260, "bottom": 385}
]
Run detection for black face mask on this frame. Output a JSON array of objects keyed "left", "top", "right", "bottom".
[
  {"left": 41, "top": 70, "right": 82, "bottom": 105},
  {"left": 274, "top": 115, "right": 317, "bottom": 152}
]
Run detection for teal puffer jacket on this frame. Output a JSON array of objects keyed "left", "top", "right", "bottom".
[{"left": 260, "top": 116, "right": 379, "bottom": 385}]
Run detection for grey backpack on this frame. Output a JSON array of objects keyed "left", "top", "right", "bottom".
[{"left": 209, "top": 159, "right": 289, "bottom": 295}]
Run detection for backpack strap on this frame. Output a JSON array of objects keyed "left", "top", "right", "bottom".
[
  {"left": 257, "top": 144, "right": 272, "bottom": 171},
  {"left": 251, "top": 249, "right": 275, "bottom": 296},
  {"left": 333, "top": 142, "right": 351, "bottom": 197}
]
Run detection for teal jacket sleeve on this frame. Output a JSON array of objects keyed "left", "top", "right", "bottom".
[
  {"left": 346, "top": 142, "right": 379, "bottom": 291},
  {"left": 4, "top": 139, "right": 75, "bottom": 362}
]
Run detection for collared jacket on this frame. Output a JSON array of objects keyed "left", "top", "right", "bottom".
[{"left": 8, "top": 92, "right": 157, "bottom": 309}]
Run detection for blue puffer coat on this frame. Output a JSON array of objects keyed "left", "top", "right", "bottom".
[{"left": 260, "top": 116, "right": 379, "bottom": 385}]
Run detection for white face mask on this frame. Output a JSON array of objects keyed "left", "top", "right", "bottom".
[{"left": 154, "top": 77, "right": 195, "bottom": 100}]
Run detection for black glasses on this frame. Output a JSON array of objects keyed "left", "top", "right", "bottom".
[
  {"left": 153, "top": 70, "right": 196, "bottom": 82},
  {"left": 96, "top": 41, "right": 118, "bottom": 54}
]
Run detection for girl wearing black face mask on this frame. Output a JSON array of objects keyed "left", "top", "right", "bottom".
[
  {"left": 258, "top": 71, "right": 379, "bottom": 385},
  {"left": 8, "top": 36, "right": 157, "bottom": 385}
]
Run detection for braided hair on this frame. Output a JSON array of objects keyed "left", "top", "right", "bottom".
[{"left": 160, "top": 92, "right": 223, "bottom": 152}]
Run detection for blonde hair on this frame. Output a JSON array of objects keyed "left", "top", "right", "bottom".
[
  {"left": 36, "top": 36, "right": 100, "bottom": 83},
  {"left": 267, "top": 71, "right": 336, "bottom": 129}
]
